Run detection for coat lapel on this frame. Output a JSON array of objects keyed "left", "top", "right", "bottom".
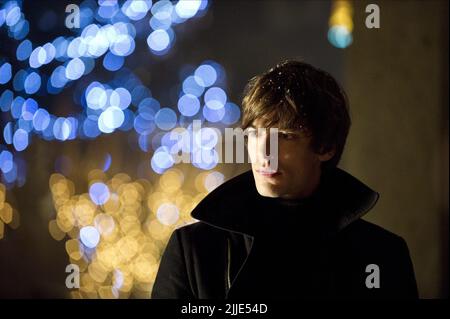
[{"left": 190, "top": 168, "right": 380, "bottom": 297}]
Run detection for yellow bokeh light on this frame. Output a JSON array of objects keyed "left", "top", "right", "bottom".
[
  {"left": 194, "top": 172, "right": 208, "bottom": 193},
  {"left": 88, "top": 169, "right": 107, "bottom": 183},
  {"left": 119, "top": 214, "right": 141, "bottom": 237},
  {"left": 0, "top": 183, "right": 5, "bottom": 204},
  {"left": 94, "top": 213, "right": 116, "bottom": 236},
  {"left": 48, "top": 219, "right": 66, "bottom": 241},
  {"left": 88, "top": 261, "right": 109, "bottom": 283},
  {"left": 146, "top": 191, "right": 168, "bottom": 213},
  {"left": 56, "top": 203, "right": 76, "bottom": 233},
  {"left": 110, "top": 173, "right": 132, "bottom": 191},
  {"left": 98, "top": 286, "right": 118, "bottom": 299},
  {"left": 65, "top": 238, "right": 84, "bottom": 261},
  {"left": 103, "top": 192, "right": 121, "bottom": 216},
  {"left": 47, "top": 169, "right": 216, "bottom": 298},
  {"left": 0, "top": 202, "right": 13, "bottom": 224},
  {"left": 73, "top": 198, "right": 96, "bottom": 227},
  {"left": 117, "top": 235, "right": 139, "bottom": 262},
  {"left": 329, "top": 0, "right": 354, "bottom": 32},
  {"left": 159, "top": 168, "right": 184, "bottom": 193}
]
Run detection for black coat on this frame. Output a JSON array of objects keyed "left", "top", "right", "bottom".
[{"left": 151, "top": 168, "right": 418, "bottom": 299}]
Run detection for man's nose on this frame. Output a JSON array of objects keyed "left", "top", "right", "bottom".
[{"left": 257, "top": 130, "right": 272, "bottom": 163}]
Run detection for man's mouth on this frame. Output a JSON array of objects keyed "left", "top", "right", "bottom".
[{"left": 256, "top": 169, "right": 281, "bottom": 178}]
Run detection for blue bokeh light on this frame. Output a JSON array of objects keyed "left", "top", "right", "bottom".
[
  {"left": 328, "top": 25, "right": 353, "bottom": 49},
  {"left": 110, "top": 87, "right": 131, "bottom": 110},
  {"left": 3, "top": 122, "right": 13, "bottom": 144},
  {"left": 0, "top": 150, "right": 14, "bottom": 174},
  {"left": 29, "top": 46, "right": 46, "bottom": 68},
  {"left": 138, "top": 97, "right": 160, "bottom": 116},
  {"left": 67, "top": 117, "right": 78, "bottom": 140},
  {"left": 133, "top": 114, "right": 156, "bottom": 135},
  {"left": 151, "top": 0, "right": 173, "bottom": 20},
  {"left": 86, "top": 83, "right": 107, "bottom": 110},
  {"left": 203, "top": 104, "right": 225, "bottom": 123},
  {"left": 21, "top": 98, "right": 38, "bottom": 120},
  {"left": 0, "top": 62, "right": 12, "bottom": 84},
  {"left": 16, "top": 39, "right": 32, "bottom": 61},
  {"left": 121, "top": 0, "right": 152, "bottom": 21},
  {"left": 24, "top": 72, "right": 41, "bottom": 94},
  {"left": 0, "top": 9, "right": 6, "bottom": 28},
  {"left": 102, "top": 153, "right": 112, "bottom": 172},
  {"left": 0, "top": 89, "right": 13, "bottom": 112},
  {"left": 194, "top": 64, "right": 216, "bottom": 87},
  {"left": 177, "top": 94, "right": 200, "bottom": 117},
  {"left": 131, "top": 85, "right": 152, "bottom": 106},
  {"left": 98, "top": 106, "right": 124, "bottom": 133},
  {"left": 221, "top": 102, "right": 241, "bottom": 125},
  {"left": 13, "top": 69, "right": 27, "bottom": 91},
  {"left": 11, "top": 96, "right": 24, "bottom": 119},
  {"left": 138, "top": 134, "right": 151, "bottom": 152},
  {"left": 32, "top": 108, "right": 51, "bottom": 131},
  {"left": 50, "top": 66, "right": 68, "bottom": 89},
  {"left": 147, "top": 29, "right": 170, "bottom": 52},
  {"left": 83, "top": 115, "right": 102, "bottom": 138},
  {"left": 149, "top": 15, "right": 172, "bottom": 31},
  {"left": 111, "top": 34, "right": 135, "bottom": 57},
  {"left": 13, "top": 128, "right": 29, "bottom": 151},
  {"left": 10, "top": 18, "right": 29, "bottom": 41},
  {"left": 89, "top": 182, "right": 110, "bottom": 205},
  {"left": 53, "top": 117, "right": 72, "bottom": 141},
  {"left": 18, "top": 118, "right": 33, "bottom": 133},
  {"left": 98, "top": 0, "right": 120, "bottom": 20},
  {"left": 42, "top": 42, "right": 56, "bottom": 64},
  {"left": 65, "top": 58, "right": 85, "bottom": 80},
  {"left": 80, "top": 226, "right": 100, "bottom": 249},
  {"left": 150, "top": 146, "right": 174, "bottom": 174},
  {"left": 204, "top": 87, "right": 227, "bottom": 110},
  {"left": 175, "top": 0, "right": 202, "bottom": 19},
  {"left": 119, "top": 109, "right": 134, "bottom": 131},
  {"left": 53, "top": 37, "right": 69, "bottom": 61},
  {"left": 5, "top": 5, "right": 21, "bottom": 27},
  {"left": 155, "top": 108, "right": 177, "bottom": 130},
  {"left": 182, "top": 75, "right": 204, "bottom": 97},
  {"left": 103, "top": 51, "right": 124, "bottom": 71}
]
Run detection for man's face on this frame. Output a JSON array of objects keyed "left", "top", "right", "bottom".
[{"left": 246, "top": 118, "right": 334, "bottom": 200}]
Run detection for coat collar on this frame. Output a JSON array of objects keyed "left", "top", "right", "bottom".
[{"left": 190, "top": 168, "right": 379, "bottom": 237}]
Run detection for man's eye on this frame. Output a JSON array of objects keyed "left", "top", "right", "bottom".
[{"left": 279, "top": 132, "right": 295, "bottom": 140}]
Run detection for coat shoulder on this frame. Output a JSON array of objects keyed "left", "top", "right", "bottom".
[
  {"left": 339, "top": 218, "right": 409, "bottom": 253},
  {"left": 174, "top": 221, "right": 227, "bottom": 244}
]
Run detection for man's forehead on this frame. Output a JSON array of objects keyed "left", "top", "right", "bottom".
[{"left": 250, "top": 118, "right": 299, "bottom": 131}]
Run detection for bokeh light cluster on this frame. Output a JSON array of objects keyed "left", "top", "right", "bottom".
[
  {"left": 1, "top": 0, "right": 212, "bottom": 190},
  {"left": 48, "top": 168, "right": 224, "bottom": 298},
  {"left": 328, "top": 0, "right": 353, "bottom": 49},
  {"left": 0, "top": 0, "right": 239, "bottom": 298}
]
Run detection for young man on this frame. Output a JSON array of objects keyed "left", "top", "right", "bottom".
[{"left": 151, "top": 60, "right": 418, "bottom": 299}]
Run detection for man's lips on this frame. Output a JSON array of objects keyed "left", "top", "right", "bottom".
[{"left": 256, "top": 169, "right": 281, "bottom": 177}]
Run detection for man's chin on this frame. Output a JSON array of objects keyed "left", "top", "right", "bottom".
[{"left": 255, "top": 183, "right": 282, "bottom": 198}]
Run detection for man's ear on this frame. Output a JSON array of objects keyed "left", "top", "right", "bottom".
[{"left": 318, "top": 147, "right": 335, "bottom": 162}]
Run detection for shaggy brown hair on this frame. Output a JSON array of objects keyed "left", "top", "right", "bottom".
[{"left": 241, "top": 60, "right": 351, "bottom": 169}]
